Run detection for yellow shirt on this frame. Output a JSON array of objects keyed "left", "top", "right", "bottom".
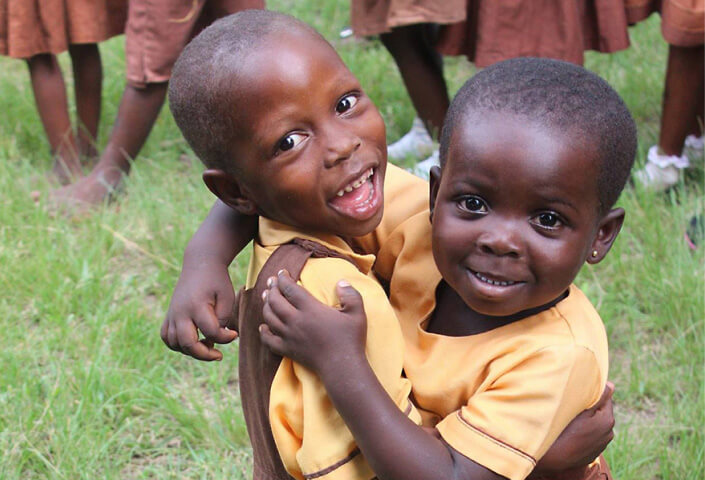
[
  {"left": 376, "top": 212, "right": 609, "bottom": 480},
  {"left": 246, "top": 165, "right": 427, "bottom": 480}
]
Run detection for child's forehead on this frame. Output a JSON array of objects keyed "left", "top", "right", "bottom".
[{"left": 445, "top": 111, "right": 601, "bottom": 203}]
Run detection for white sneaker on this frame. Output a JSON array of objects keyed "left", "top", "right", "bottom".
[
  {"left": 388, "top": 117, "right": 436, "bottom": 161},
  {"left": 633, "top": 145, "right": 688, "bottom": 192},
  {"left": 685, "top": 135, "right": 704, "bottom": 164},
  {"left": 410, "top": 149, "right": 439, "bottom": 180},
  {"left": 685, "top": 134, "right": 704, "bottom": 151}
]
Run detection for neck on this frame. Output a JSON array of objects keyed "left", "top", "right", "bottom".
[{"left": 427, "top": 282, "right": 568, "bottom": 336}]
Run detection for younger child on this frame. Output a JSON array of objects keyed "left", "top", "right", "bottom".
[{"left": 259, "top": 57, "right": 636, "bottom": 480}]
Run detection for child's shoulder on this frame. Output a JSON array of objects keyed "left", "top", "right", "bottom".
[{"left": 551, "top": 285, "right": 608, "bottom": 350}]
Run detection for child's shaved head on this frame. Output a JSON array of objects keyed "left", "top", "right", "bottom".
[
  {"left": 440, "top": 58, "right": 637, "bottom": 213},
  {"left": 169, "top": 10, "right": 325, "bottom": 173}
]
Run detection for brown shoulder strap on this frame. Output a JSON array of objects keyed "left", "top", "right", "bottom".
[{"left": 237, "top": 239, "right": 357, "bottom": 480}]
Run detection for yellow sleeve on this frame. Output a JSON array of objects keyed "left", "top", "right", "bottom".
[
  {"left": 436, "top": 346, "right": 604, "bottom": 480},
  {"left": 352, "top": 164, "right": 428, "bottom": 256},
  {"left": 269, "top": 257, "right": 420, "bottom": 480}
]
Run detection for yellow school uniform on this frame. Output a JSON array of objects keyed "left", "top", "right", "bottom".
[
  {"left": 376, "top": 211, "right": 609, "bottom": 480},
  {"left": 246, "top": 165, "right": 426, "bottom": 480}
]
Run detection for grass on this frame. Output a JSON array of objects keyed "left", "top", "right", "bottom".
[{"left": 0, "top": 2, "right": 702, "bottom": 478}]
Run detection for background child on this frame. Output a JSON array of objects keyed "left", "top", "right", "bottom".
[
  {"left": 628, "top": 0, "right": 704, "bottom": 191},
  {"left": 0, "top": 0, "right": 126, "bottom": 184},
  {"left": 258, "top": 57, "right": 636, "bottom": 480},
  {"left": 49, "top": 0, "right": 263, "bottom": 210},
  {"left": 167, "top": 10, "right": 425, "bottom": 479}
]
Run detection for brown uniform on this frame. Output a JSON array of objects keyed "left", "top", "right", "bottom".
[
  {"left": 625, "top": 0, "right": 704, "bottom": 46},
  {"left": 436, "top": 0, "right": 631, "bottom": 67},
  {"left": 125, "top": 0, "right": 264, "bottom": 88},
  {"left": 236, "top": 239, "right": 358, "bottom": 480},
  {"left": 0, "top": 0, "right": 127, "bottom": 58}
]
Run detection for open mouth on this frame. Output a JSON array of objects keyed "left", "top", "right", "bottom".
[
  {"left": 470, "top": 270, "right": 520, "bottom": 287},
  {"left": 473, "top": 271, "right": 516, "bottom": 287},
  {"left": 329, "top": 167, "right": 381, "bottom": 220}
]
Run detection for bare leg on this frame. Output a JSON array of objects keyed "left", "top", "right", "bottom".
[
  {"left": 50, "top": 82, "right": 168, "bottom": 207},
  {"left": 688, "top": 76, "right": 704, "bottom": 137},
  {"left": 69, "top": 44, "right": 103, "bottom": 159},
  {"left": 26, "top": 54, "right": 82, "bottom": 183},
  {"left": 380, "top": 23, "right": 449, "bottom": 140},
  {"left": 659, "top": 45, "right": 704, "bottom": 155}
]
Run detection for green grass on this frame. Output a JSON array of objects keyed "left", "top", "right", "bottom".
[{"left": 0, "top": 2, "right": 702, "bottom": 478}]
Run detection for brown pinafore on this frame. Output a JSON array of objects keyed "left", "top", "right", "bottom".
[{"left": 235, "top": 238, "right": 359, "bottom": 480}]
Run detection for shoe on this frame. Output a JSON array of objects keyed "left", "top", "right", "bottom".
[
  {"left": 387, "top": 117, "right": 435, "bottom": 161},
  {"left": 410, "top": 149, "right": 439, "bottom": 180},
  {"left": 633, "top": 145, "right": 688, "bottom": 192},
  {"left": 685, "top": 134, "right": 704, "bottom": 151},
  {"left": 685, "top": 135, "right": 704, "bottom": 164}
]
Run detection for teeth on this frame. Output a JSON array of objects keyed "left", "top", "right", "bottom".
[
  {"left": 335, "top": 168, "right": 374, "bottom": 197},
  {"left": 474, "top": 271, "right": 515, "bottom": 286}
]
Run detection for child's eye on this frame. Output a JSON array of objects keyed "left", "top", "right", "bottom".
[
  {"left": 277, "top": 133, "right": 305, "bottom": 153},
  {"left": 531, "top": 212, "right": 563, "bottom": 229},
  {"left": 336, "top": 94, "right": 358, "bottom": 114},
  {"left": 459, "top": 196, "right": 488, "bottom": 213}
]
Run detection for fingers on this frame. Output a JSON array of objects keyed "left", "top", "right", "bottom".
[
  {"left": 274, "top": 270, "right": 316, "bottom": 308},
  {"left": 262, "top": 296, "right": 290, "bottom": 336},
  {"left": 213, "top": 284, "right": 237, "bottom": 330},
  {"left": 259, "top": 323, "right": 288, "bottom": 356},
  {"left": 195, "top": 304, "right": 238, "bottom": 344},
  {"left": 335, "top": 280, "right": 365, "bottom": 315},
  {"left": 175, "top": 315, "right": 224, "bottom": 361},
  {"left": 264, "top": 276, "right": 300, "bottom": 320},
  {"left": 594, "top": 381, "right": 615, "bottom": 410}
]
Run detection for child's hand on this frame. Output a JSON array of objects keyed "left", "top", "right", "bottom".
[
  {"left": 534, "top": 382, "right": 615, "bottom": 476},
  {"left": 259, "top": 270, "right": 367, "bottom": 376},
  {"left": 161, "top": 260, "right": 238, "bottom": 361}
]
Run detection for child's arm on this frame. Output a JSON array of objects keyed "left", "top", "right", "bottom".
[
  {"left": 161, "top": 200, "right": 257, "bottom": 361},
  {"left": 260, "top": 272, "right": 614, "bottom": 480}
]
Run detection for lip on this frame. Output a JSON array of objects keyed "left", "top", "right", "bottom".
[
  {"left": 327, "top": 165, "right": 383, "bottom": 221},
  {"left": 333, "top": 162, "right": 379, "bottom": 196},
  {"left": 466, "top": 268, "right": 525, "bottom": 299}
]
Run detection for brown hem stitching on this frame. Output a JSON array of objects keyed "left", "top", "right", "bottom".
[
  {"left": 303, "top": 448, "right": 361, "bottom": 479},
  {"left": 455, "top": 412, "right": 537, "bottom": 465}
]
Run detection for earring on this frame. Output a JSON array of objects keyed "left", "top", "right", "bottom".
[{"left": 591, "top": 250, "right": 599, "bottom": 258}]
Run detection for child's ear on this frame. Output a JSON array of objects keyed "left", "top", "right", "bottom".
[
  {"left": 202, "top": 169, "right": 258, "bottom": 215},
  {"left": 587, "top": 208, "right": 625, "bottom": 264},
  {"left": 428, "top": 166, "right": 442, "bottom": 220}
]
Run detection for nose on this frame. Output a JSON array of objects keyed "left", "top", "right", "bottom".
[
  {"left": 476, "top": 219, "right": 523, "bottom": 258},
  {"left": 323, "top": 124, "right": 361, "bottom": 167}
]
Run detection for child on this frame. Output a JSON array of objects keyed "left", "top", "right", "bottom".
[
  {"left": 165, "top": 11, "right": 614, "bottom": 480},
  {"left": 0, "top": 0, "right": 127, "bottom": 184},
  {"left": 627, "top": 0, "right": 704, "bottom": 191},
  {"left": 258, "top": 57, "right": 636, "bottom": 480},
  {"left": 48, "top": 0, "right": 263, "bottom": 209},
  {"left": 167, "top": 10, "right": 426, "bottom": 480}
]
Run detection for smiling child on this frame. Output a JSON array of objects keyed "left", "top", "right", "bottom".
[
  {"left": 258, "top": 57, "right": 636, "bottom": 480},
  {"left": 167, "top": 10, "right": 431, "bottom": 480}
]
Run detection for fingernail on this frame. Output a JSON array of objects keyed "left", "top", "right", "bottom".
[
  {"left": 266, "top": 277, "right": 274, "bottom": 288},
  {"left": 261, "top": 290, "right": 268, "bottom": 301},
  {"left": 258, "top": 324, "right": 264, "bottom": 332},
  {"left": 277, "top": 269, "right": 285, "bottom": 276},
  {"left": 338, "top": 280, "right": 350, "bottom": 287}
]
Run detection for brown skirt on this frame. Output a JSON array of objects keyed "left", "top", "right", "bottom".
[
  {"left": 0, "top": 0, "right": 127, "bottom": 59},
  {"left": 436, "top": 0, "right": 631, "bottom": 67},
  {"left": 350, "top": 0, "right": 466, "bottom": 37},
  {"left": 124, "top": 0, "right": 265, "bottom": 88},
  {"left": 625, "top": 0, "right": 704, "bottom": 46}
]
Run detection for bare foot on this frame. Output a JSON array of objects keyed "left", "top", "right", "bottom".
[
  {"left": 51, "top": 150, "right": 84, "bottom": 185},
  {"left": 48, "top": 167, "right": 124, "bottom": 214}
]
